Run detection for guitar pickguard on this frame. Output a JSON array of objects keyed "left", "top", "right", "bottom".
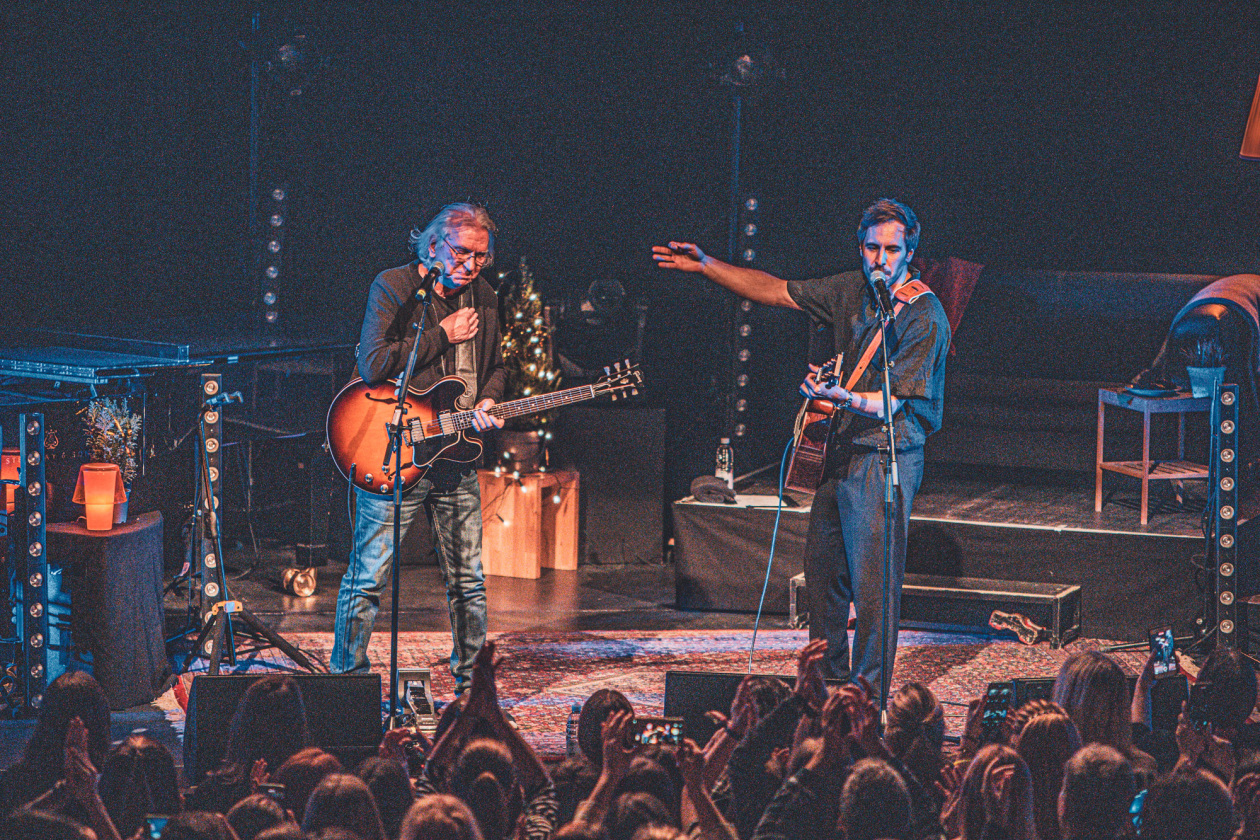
[{"left": 408, "top": 378, "right": 483, "bottom": 469}]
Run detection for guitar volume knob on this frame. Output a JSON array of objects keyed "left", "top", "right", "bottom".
[{"left": 364, "top": 473, "right": 373, "bottom": 483}]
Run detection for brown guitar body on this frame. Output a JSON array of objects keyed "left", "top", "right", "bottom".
[
  {"left": 325, "top": 362, "right": 644, "bottom": 498},
  {"left": 786, "top": 399, "right": 836, "bottom": 493},
  {"left": 325, "top": 377, "right": 481, "bottom": 496}
]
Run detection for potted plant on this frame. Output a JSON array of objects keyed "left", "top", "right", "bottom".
[
  {"left": 81, "top": 397, "right": 142, "bottom": 523},
  {"left": 497, "top": 257, "right": 561, "bottom": 473},
  {"left": 1185, "top": 336, "right": 1226, "bottom": 398}
]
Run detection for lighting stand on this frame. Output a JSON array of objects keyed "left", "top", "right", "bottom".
[
  {"left": 0, "top": 415, "right": 50, "bottom": 716},
  {"left": 178, "top": 374, "right": 323, "bottom": 674}
]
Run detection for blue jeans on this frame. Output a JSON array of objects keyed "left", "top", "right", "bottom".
[{"left": 331, "top": 467, "right": 487, "bottom": 689}]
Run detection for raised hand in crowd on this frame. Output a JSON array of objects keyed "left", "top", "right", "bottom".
[
  {"left": 935, "top": 760, "right": 962, "bottom": 811},
  {"left": 378, "top": 726, "right": 428, "bottom": 786},
  {"left": 426, "top": 641, "right": 549, "bottom": 796},
  {"left": 62, "top": 716, "right": 123, "bottom": 840},
  {"left": 805, "top": 690, "right": 854, "bottom": 774},
  {"left": 793, "top": 639, "right": 829, "bottom": 714},
  {"left": 678, "top": 737, "right": 739, "bottom": 840},
  {"left": 571, "top": 709, "right": 636, "bottom": 827},
  {"left": 699, "top": 676, "right": 756, "bottom": 791},
  {"left": 1130, "top": 647, "right": 1161, "bottom": 731},
  {"left": 841, "top": 677, "right": 888, "bottom": 762},
  {"left": 1174, "top": 699, "right": 1235, "bottom": 782},
  {"left": 249, "top": 758, "right": 269, "bottom": 795},
  {"left": 958, "top": 696, "right": 987, "bottom": 762}
]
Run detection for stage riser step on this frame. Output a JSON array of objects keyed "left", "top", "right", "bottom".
[{"left": 789, "top": 573, "right": 1081, "bottom": 647}]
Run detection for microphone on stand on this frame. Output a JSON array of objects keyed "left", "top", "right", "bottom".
[
  {"left": 415, "top": 260, "right": 447, "bottom": 300},
  {"left": 870, "top": 269, "right": 895, "bottom": 322}
]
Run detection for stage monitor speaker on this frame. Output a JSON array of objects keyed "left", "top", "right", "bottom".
[
  {"left": 550, "top": 406, "right": 665, "bottom": 565},
  {"left": 183, "top": 674, "right": 382, "bottom": 782},
  {"left": 665, "top": 670, "right": 847, "bottom": 747},
  {"left": 1006, "top": 673, "right": 1187, "bottom": 734}
]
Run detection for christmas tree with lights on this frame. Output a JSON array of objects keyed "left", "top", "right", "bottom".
[{"left": 499, "top": 256, "right": 561, "bottom": 432}]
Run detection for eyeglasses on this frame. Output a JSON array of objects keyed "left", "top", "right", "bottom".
[{"left": 443, "top": 235, "right": 490, "bottom": 268}]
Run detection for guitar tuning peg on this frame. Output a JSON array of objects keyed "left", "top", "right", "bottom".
[
  {"left": 631, "top": 388, "right": 639, "bottom": 396},
  {"left": 611, "top": 393, "right": 619, "bottom": 401},
  {"left": 604, "top": 366, "right": 611, "bottom": 376}
]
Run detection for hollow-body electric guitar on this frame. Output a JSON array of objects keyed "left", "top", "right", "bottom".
[
  {"left": 785, "top": 353, "right": 843, "bottom": 493},
  {"left": 326, "top": 362, "right": 642, "bottom": 496}
]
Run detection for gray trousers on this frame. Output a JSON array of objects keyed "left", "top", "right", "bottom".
[{"left": 803, "top": 446, "right": 924, "bottom": 699}]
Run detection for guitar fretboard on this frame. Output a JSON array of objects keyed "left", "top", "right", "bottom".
[{"left": 412, "top": 384, "right": 598, "bottom": 437}]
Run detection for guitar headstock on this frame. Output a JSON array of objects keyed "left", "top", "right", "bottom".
[
  {"left": 595, "top": 360, "right": 643, "bottom": 401},
  {"left": 819, "top": 352, "right": 843, "bottom": 388}
]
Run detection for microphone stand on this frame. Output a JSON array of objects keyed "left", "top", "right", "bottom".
[
  {"left": 384, "top": 280, "right": 435, "bottom": 728},
  {"left": 874, "top": 289, "right": 899, "bottom": 714}
]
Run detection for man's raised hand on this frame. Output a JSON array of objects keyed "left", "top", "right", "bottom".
[{"left": 652, "top": 242, "right": 708, "bottom": 273}]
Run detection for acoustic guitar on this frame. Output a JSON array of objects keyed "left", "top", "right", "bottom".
[
  {"left": 785, "top": 353, "right": 843, "bottom": 493},
  {"left": 325, "top": 362, "right": 643, "bottom": 496}
]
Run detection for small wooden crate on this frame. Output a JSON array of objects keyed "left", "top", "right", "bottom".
[{"left": 477, "top": 469, "right": 579, "bottom": 579}]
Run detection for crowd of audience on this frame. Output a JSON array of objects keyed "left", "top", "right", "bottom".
[{"left": 5, "top": 637, "right": 1260, "bottom": 840}]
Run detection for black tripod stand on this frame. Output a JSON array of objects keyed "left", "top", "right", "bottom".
[{"left": 177, "top": 386, "right": 324, "bottom": 675}]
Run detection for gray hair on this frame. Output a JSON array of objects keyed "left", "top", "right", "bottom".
[{"left": 407, "top": 202, "right": 497, "bottom": 270}]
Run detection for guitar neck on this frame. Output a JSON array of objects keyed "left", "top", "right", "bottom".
[{"left": 436, "top": 384, "right": 598, "bottom": 434}]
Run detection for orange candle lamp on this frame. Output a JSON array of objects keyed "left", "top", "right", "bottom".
[
  {"left": 72, "top": 463, "right": 127, "bottom": 531},
  {"left": 1, "top": 448, "right": 17, "bottom": 515}
]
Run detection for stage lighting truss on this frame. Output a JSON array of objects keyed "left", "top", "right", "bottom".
[
  {"left": 730, "top": 194, "right": 759, "bottom": 441},
  {"left": 198, "top": 375, "right": 227, "bottom": 626},
  {"left": 15, "top": 414, "right": 49, "bottom": 714},
  {"left": 1210, "top": 383, "right": 1239, "bottom": 648},
  {"left": 260, "top": 182, "right": 287, "bottom": 326}
]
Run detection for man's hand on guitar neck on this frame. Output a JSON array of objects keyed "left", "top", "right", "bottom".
[
  {"left": 800, "top": 365, "right": 901, "bottom": 420},
  {"left": 472, "top": 399, "right": 503, "bottom": 431}
]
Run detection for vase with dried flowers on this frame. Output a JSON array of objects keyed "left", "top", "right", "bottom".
[
  {"left": 1185, "top": 336, "right": 1226, "bottom": 398},
  {"left": 81, "top": 397, "right": 142, "bottom": 523}
]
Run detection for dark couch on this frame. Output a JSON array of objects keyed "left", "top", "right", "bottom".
[{"left": 925, "top": 269, "right": 1221, "bottom": 472}]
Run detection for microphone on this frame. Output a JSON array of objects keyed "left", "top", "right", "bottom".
[
  {"left": 204, "top": 391, "right": 244, "bottom": 407},
  {"left": 870, "top": 269, "right": 895, "bottom": 321},
  {"left": 415, "top": 261, "right": 446, "bottom": 300}
]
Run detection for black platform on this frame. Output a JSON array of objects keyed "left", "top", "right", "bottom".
[{"left": 672, "top": 466, "right": 1207, "bottom": 641}]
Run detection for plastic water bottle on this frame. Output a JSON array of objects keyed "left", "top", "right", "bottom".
[
  {"left": 565, "top": 702, "right": 582, "bottom": 757},
  {"left": 715, "top": 437, "right": 735, "bottom": 490}
]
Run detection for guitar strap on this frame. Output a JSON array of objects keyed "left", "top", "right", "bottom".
[{"left": 841, "top": 278, "right": 933, "bottom": 391}]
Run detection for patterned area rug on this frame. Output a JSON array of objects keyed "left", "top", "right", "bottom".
[{"left": 163, "top": 629, "right": 1146, "bottom": 759}]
